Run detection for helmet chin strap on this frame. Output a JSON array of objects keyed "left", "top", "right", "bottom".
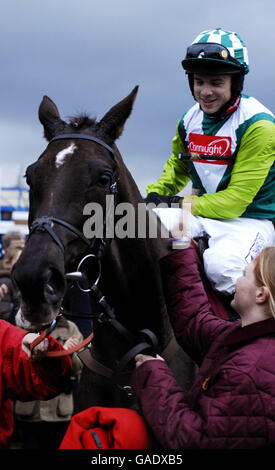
[
  {"left": 225, "top": 95, "right": 241, "bottom": 116},
  {"left": 198, "top": 95, "right": 241, "bottom": 121}
]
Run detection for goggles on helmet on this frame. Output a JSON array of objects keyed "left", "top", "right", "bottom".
[{"left": 183, "top": 42, "right": 245, "bottom": 73}]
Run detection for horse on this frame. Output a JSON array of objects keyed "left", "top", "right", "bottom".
[{"left": 13, "top": 87, "right": 196, "bottom": 413}]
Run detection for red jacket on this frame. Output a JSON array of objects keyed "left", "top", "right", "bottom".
[
  {"left": 0, "top": 320, "right": 72, "bottom": 448},
  {"left": 60, "top": 406, "right": 149, "bottom": 449},
  {"left": 131, "top": 246, "right": 275, "bottom": 449}
]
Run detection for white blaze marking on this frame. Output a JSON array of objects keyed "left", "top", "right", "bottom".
[{"left": 55, "top": 144, "right": 77, "bottom": 168}]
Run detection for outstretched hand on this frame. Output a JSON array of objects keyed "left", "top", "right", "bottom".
[
  {"left": 63, "top": 335, "right": 79, "bottom": 350},
  {"left": 0, "top": 284, "right": 8, "bottom": 301},
  {"left": 135, "top": 353, "right": 165, "bottom": 368}
]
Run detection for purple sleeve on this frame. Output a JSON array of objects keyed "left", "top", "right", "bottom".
[
  {"left": 131, "top": 359, "right": 263, "bottom": 449},
  {"left": 160, "top": 245, "right": 232, "bottom": 364}
]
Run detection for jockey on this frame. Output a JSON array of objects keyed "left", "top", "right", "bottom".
[{"left": 146, "top": 28, "right": 275, "bottom": 295}]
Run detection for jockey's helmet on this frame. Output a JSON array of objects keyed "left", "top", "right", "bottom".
[{"left": 181, "top": 28, "right": 249, "bottom": 75}]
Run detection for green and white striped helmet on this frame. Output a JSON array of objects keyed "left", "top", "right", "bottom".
[{"left": 182, "top": 28, "right": 249, "bottom": 75}]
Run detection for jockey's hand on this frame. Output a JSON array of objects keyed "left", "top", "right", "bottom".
[
  {"left": 135, "top": 353, "right": 164, "bottom": 368},
  {"left": 0, "top": 283, "right": 8, "bottom": 301},
  {"left": 22, "top": 333, "right": 49, "bottom": 361},
  {"left": 144, "top": 192, "right": 183, "bottom": 207}
]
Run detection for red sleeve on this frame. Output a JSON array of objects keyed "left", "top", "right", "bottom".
[
  {"left": 1, "top": 321, "right": 72, "bottom": 401},
  {"left": 160, "top": 244, "right": 234, "bottom": 364}
]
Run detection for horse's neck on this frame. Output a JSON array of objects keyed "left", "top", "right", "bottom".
[
  {"left": 98, "top": 236, "right": 169, "bottom": 343},
  {"left": 95, "top": 156, "right": 171, "bottom": 342}
]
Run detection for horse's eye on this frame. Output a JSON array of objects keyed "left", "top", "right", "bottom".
[{"left": 98, "top": 174, "right": 111, "bottom": 187}]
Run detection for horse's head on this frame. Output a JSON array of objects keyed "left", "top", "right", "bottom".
[{"left": 13, "top": 87, "right": 139, "bottom": 328}]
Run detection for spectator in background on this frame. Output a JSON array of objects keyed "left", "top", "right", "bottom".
[
  {"left": 0, "top": 230, "right": 25, "bottom": 268},
  {"left": 0, "top": 245, "right": 23, "bottom": 323},
  {"left": 1, "top": 230, "right": 25, "bottom": 251}
]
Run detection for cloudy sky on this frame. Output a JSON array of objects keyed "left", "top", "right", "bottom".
[{"left": 0, "top": 0, "right": 274, "bottom": 196}]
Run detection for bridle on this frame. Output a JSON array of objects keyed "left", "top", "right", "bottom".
[
  {"left": 28, "top": 133, "right": 119, "bottom": 258},
  {"left": 27, "top": 133, "right": 178, "bottom": 392}
]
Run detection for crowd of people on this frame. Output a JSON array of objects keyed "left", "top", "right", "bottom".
[{"left": 0, "top": 26, "right": 274, "bottom": 450}]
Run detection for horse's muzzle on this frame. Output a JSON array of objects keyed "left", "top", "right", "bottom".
[{"left": 13, "top": 252, "right": 66, "bottom": 329}]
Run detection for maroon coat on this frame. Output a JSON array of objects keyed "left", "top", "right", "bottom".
[{"left": 131, "top": 245, "right": 275, "bottom": 449}]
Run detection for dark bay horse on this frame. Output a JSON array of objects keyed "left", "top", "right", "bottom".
[{"left": 13, "top": 87, "right": 196, "bottom": 411}]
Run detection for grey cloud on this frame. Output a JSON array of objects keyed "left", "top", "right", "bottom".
[{"left": 0, "top": 0, "right": 274, "bottom": 196}]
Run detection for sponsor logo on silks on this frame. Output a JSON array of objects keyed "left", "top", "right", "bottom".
[
  {"left": 245, "top": 232, "right": 265, "bottom": 264},
  {"left": 188, "top": 133, "right": 233, "bottom": 165}
]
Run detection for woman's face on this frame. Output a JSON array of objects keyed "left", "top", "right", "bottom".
[
  {"left": 231, "top": 262, "right": 258, "bottom": 315},
  {"left": 193, "top": 74, "right": 232, "bottom": 114}
]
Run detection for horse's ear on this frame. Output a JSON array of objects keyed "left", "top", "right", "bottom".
[
  {"left": 99, "top": 86, "right": 139, "bottom": 141},
  {"left": 38, "top": 96, "right": 65, "bottom": 141}
]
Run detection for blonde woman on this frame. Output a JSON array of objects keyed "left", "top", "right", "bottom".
[{"left": 132, "top": 245, "right": 275, "bottom": 449}]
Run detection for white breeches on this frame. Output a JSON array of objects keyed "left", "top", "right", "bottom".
[{"left": 153, "top": 208, "right": 275, "bottom": 295}]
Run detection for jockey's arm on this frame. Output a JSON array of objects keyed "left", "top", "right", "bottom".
[
  {"left": 184, "top": 120, "right": 275, "bottom": 219},
  {"left": 146, "top": 122, "right": 190, "bottom": 196}
]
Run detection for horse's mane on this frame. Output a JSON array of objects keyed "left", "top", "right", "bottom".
[
  {"left": 68, "top": 114, "right": 96, "bottom": 130},
  {"left": 53, "top": 114, "right": 114, "bottom": 149}
]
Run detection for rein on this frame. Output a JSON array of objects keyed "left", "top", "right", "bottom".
[
  {"left": 29, "top": 254, "right": 160, "bottom": 367},
  {"left": 30, "top": 325, "right": 94, "bottom": 357}
]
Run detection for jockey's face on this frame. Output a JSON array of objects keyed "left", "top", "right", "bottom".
[{"left": 193, "top": 74, "right": 232, "bottom": 114}]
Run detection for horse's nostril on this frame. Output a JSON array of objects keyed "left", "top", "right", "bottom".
[
  {"left": 43, "top": 268, "right": 65, "bottom": 305},
  {"left": 44, "top": 283, "right": 58, "bottom": 304},
  {"left": 45, "top": 283, "right": 55, "bottom": 295}
]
